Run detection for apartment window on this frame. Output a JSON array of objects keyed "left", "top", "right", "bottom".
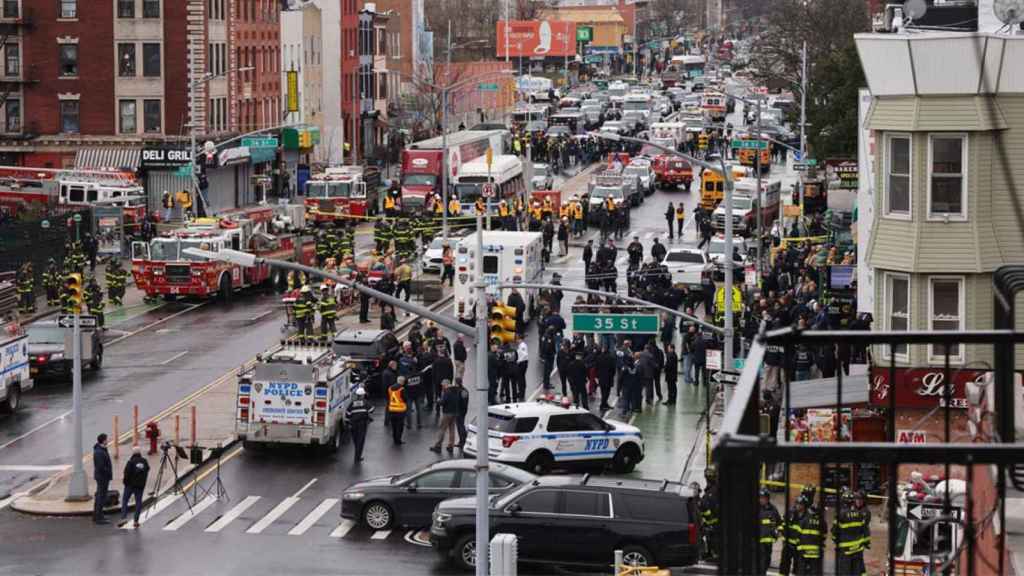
[
  {"left": 885, "top": 134, "right": 911, "bottom": 217},
  {"left": 59, "top": 0, "right": 76, "bottom": 18},
  {"left": 2, "top": 0, "right": 19, "bottom": 19},
  {"left": 4, "top": 43, "right": 18, "bottom": 77},
  {"left": 119, "top": 100, "right": 137, "bottom": 134},
  {"left": 4, "top": 98, "right": 19, "bottom": 132},
  {"left": 59, "top": 44, "right": 78, "bottom": 77},
  {"left": 928, "top": 134, "right": 966, "bottom": 218},
  {"left": 118, "top": 43, "right": 136, "bottom": 77},
  {"left": 885, "top": 272, "right": 910, "bottom": 359},
  {"left": 929, "top": 277, "right": 964, "bottom": 362},
  {"left": 143, "top": 0, "right": 159, "bottom": 18},
  {"left": 143, "top": 99, "right": 161, "bottom": 133},
  {"left": 117, "top": 0, "right": 134, "bottom": 18},
  {"left": 59, "top": 100, "right": 79, "bottom": 133},
  {"left": 142, "top": 43, "right": 161, "bottom": 77},
  {"left": 378, "top": 72, "right": 387, "bottom": 100}
]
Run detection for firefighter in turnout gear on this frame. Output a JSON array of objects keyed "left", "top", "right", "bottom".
[
  {"left": 105, "top": 259, "right": 128, "bottom": 306},
  {"left": 758, "top": 487, "right": 782, "bottom": 576},
  {"left": 44, "top": 259, "right": 61, "bottom": 307},
  {"left": 374, "top": 218, "right": 391, "bottom": 253},
  {"left": 16, "top": 262, "right": 35, "bottom": 314},
  {"left": 292, "top": 285, "right": 314, "bottom": 342},
  {"left": 316, "top": 229, "right": 333, "bottom": 266},
  {"left": 797, "top": 494, "right": 827, "bottom": 575},
  {"left": 393, "top": 217, "right": 415, "bottom": 261},
  {"left": 318, "top": 285, "right": 337, "bottom": 341},
  {"left": 84, "top": 276, "right": 105, "bottom": 328},
  {"left": 700, "top": 466, "right": 720, "bottom": 561},
  {"left": 338, "top": 222, "right": 355, "bottom": 259},
  {"left": 779, "top": 491, "right": 806, "bottom": 576},
  {"left": 833, "top": 490, "right": 871, "bottom": 576}
]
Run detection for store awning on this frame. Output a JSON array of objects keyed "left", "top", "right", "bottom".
[
  {"left": 789, "top": 367, "right": 870, "bottom": 410},
  {"left": 75, "top": 148, "right": 141, "bottom": 171},
  {"left": 218, "top": 146, "right": 250, "bottom": 167}
]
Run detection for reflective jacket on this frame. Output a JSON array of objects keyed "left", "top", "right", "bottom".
[
  {"left": 387, "top": 385, "right": 407, "bottom": 413},
  {"left": 759, "top": 503, "right": 782, "bottom": 544},
  {"left": 833, "top": 505, "right": 871, "bottom": 555},
  {"left": 797, "top": 511, "right": 827, "bottom": 559},
  {"left": 783, "top": 505, "right": 804, "bottom": 547}
]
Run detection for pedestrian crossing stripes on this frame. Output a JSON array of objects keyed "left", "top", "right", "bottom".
[
  {"left": 125, "top": 493, "right": 181, "bottom": 529},
  {"left": 246, "top": 496, "right": 300, "bottom": 534},
  {"left": 329, "top": 519, "right": 355, "bottom": 539},
  {"left": 205, "top": 495, "right": 260, "bottom": 533},
  {"left": 288, "top": 498, "right": 338, "bottom": 536},
  {"left": 163, "top": 495, "right": 217, "bottom": 531}
]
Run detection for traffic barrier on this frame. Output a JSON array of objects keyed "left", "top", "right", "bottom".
[
  {"left": 113, "top": 415, "right": 119, "bottom": 460},
  {"left": 132, "top": 405, "right": 139, "bottom": 447}
]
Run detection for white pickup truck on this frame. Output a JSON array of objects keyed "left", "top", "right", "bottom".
[{"left": 1, "top": 322, "right": 33, "bottom": 413}]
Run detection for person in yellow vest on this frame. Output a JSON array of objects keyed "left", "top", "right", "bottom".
[
  {"left": 498, "top": 200, "right": 510, "bottom": 230},
  {"left": 572, "top": 200, "right": 584, "bottom": 237},
  {"left": 383, "top": 192, "right": 397, "bottom": 217},
  {"left": 542, "top": 197, "right": 553, "bottom": 220},
  {"left": 387, "top": 376, "right": 408, "bottom": 445},
  {"left": 174, "top": 189, "right": 192, "bottom": 221},
  {"left": 675, "top": 204, "right": 686, "bottom": 238},
  {"left": 605, "top": 196, "right": 616, "bottom": 213},
  {"left": 530, "top": 201, "right": 543, "bottom": 221},
  {"left": 433, "top": 199, "right": 444, "bottom": 217},
  {"left": 559, "top": 203, "right": 570, "bottom": 221},
  {"left": 447, "top": 196, "right": 461, "bottom": 217}
]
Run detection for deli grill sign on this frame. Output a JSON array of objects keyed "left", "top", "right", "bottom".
[
  {"left": 141, "top": 147, "right": 192, "bottom": 169},
  {"left": 869, "top": 367, "right": 975, "bottom": 409}
]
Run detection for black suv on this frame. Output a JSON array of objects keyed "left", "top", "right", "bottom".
[
  {"left": 430, "top": 475, "right": 700, "bottom": 571},
  {"left": 331, "top": 328, "right": 399, "bottom": 396}
]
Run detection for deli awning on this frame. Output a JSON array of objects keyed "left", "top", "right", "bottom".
[{"left": 75, "top": 148, "right": 141, "bottom": 171}]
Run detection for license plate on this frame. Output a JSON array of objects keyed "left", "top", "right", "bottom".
[{"left": 30, "top": 367, "right": 38, "bottom": 375}]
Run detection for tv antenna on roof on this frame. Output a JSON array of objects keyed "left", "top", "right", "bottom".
[{"left": 993, "top": 0, "right": 1024, "bottom": 32}]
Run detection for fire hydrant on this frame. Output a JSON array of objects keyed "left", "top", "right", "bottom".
[{"left": 145, "top": 422, "right": 161, "bottom": 455}]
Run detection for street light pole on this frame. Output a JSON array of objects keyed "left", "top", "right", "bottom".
[
  {"left": 799, "top": 41, "right": 808, "bottom": 229},
  {"left": 65, "top": 312, "right": 88, "bottom": 501},
  {"left": 754, "top": 101, "right": 763, "bottom": 281},
  {"left": 442, "top": 20, "right": 452, "bottom": 242},
  {"left": 473, "top": 210, "right": 489, "bottom": 576}
]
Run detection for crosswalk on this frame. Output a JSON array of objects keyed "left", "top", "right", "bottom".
[{"left": 120, "top": 493, "right": 416, "bottom": 544}]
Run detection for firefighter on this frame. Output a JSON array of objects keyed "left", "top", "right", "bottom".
[
  {"left": 393, "top": 217, "right": 414, "bottom": 261},
  {"left": 833, "top": 490, "right": 870, "bottom": 576},
  {"left": 700, "top": 466, "right": 720, "bottom": 562},
  {"left": 315, "top": 229, "right": 332, "bottom": 267},
  {"left": 293, "top": 285, "right": 313, "bottom": 342},
  {"left": 105, "top": 258, "right": 128, "bottom": 307},
  {"left": 44, "top": 258, "right": 61, "bottom": 307},
  {"left": 373, "top": 218, "right": 389, "bottom": 253},
  {"left": 779, "top": 490, "right": 805, "bottom": 576},
  {"left": 572, "top": 198, "right": 584, "bottom": 237},
  {"left": 84, "top": 275, "right": 105, "bottom": 328},
  {"left": 318, "top": 285, "right": 337, "bottom": 341},
  {"left": 797, "top": 494, "right": 827, "bottom": 575},
  {"left": 758, "top": 486, "right": 782, "bottom": 576},
  {"left": 339, "top": 221, "right": 355, "bottom": 259},
  {"left": 16, "top": 262, "right": 35, "bottom": 314}
]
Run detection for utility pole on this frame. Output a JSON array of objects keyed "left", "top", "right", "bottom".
[
  {"left": 754, "top": 99, "right": 763, "bottom": 281},
  {"left": 798, "top": 40, "right": 807, "bottom": 230},
  {"left": 473, "top": 209, "right": 490, "bottom": 576},
  {"left": 188, "top": 43, "right": 200, "bottom": 216},
  {"left": 442, "top": 20, "right": 452, "bottom": 242},
  {"left": 504, "top": 0, "right": 510, "bottom": 64},
  {"left": 721, "top": 155, "right": 735, "bottom": 382},
  {"left": 65, "top": 313, "right": 87, "bottom": 501}
]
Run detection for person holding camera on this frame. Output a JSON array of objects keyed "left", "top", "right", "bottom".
[{"left": 121, "top": 445, "right": 150, "bottom": 528}]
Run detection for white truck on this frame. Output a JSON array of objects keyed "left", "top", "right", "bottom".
[
  {"left": 454, "top": 231, "right": 544, "bottom": 325},
  {"left": 892, "top": 478, "right": 966, "bottom": 574},
  {"left": 0, "top": 321, "right": 32, "bottom": 413},
  {"left": 235, "top": 343, "right": 355, "bottom": 452},
  {"left": 649, "top": 121, "right": 687, "bottom": 150}
]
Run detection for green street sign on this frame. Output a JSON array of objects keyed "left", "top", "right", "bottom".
[
  {"left": 576, "top": 26, "right": 593, "bottom": 43},
  {"left": 242, "top": 137, "right": 279, "bottom": 148},
  {"left": 804, "top": 158, "right": 818, "bottom": 166},
  {"left": 731, "top": 139, "right": 768, "bottom": 150},
  {"left": 571, "top": 313, "right": 659, "bottom": 334},
  {"left": 478, "top": 83, "right": 499, "bottom": 92},
  {"left": 72, "top": 214, "right": 82, "bottom": 223},
  {"left": 175, "top": 166, "right": 194, "bottom": 177}
]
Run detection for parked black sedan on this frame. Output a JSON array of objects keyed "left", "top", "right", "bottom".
[{"left": 341, "top": 459, "right": 535, "bottom": 530}]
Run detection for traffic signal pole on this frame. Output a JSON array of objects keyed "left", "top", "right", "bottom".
[{"left": 65, "top": 312, "right": 88, "bottom": 501}]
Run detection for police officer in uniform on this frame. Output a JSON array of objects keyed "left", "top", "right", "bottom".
[
  {"left": 833, "top": 490, "right": 871, "bottom": 576},
  {"left": 758, "top": 486, "right": 782, "bottom": 575},
  {"left": 105, "top": 259, "right": 128, "bottom": 307},
  {"left": 345, "top": 387, "right": 374, "bottom": 463},
  {"left": 318, "top": 285, "right": 337, "bottom": 340},
  {"left": 357, "top": 272, "right": 371, "bottom": 324},
  {"left": 700, "top": 466, "right": 720, "bottom": 561},
  {"left": 16, "top": 262, "right": 35, "bottom": 314}
]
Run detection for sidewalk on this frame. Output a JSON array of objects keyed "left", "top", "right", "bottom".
[
  {"left": 20, "top": 257, "right": 150, "bottom": 326},
  {"left": 10, "top": 283, "right": 455, "bottom": 516}
]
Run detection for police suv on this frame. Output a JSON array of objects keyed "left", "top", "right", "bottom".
[{"left": 463, "top": 396, "right": 644, "bottom": 475}]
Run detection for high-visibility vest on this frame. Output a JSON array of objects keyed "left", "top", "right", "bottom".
[
  {"left": 384, "top": 195, "right": 395, "bottom": 209},
  {"left": 573, "top": 203, "right": 583, "bottom": 219},
  {"left": 605, "top": 198, "right": 616, "bottom": 212},
  {"left": 676, "top": 207, "right": 686, "bottom": 221},
  {"left": 388, "top": 387, "right": 407, "bottom": 412},
  {"left": 475, "top": 199, "right": 485, "bottom": 213},
  {"left": 543, "top": 199, "right": 552, "bottom": 213},
  {"left": 499, "top": 205, "right": 509, "bottom": 217},
  {"left": 559, "top": 205, "right": 569, "bottom": 219},
  {"left": 530, "top": 206, "right": 542, "bottom": 219},
  {"left": 434, "top": 202, "right": 443, "bottom": 215},
  {"left": 163, "top": 194, "right": 174, "bottom": 208},
  {"left": 448, "top": 199, "right": 461, "bottom": 214}
]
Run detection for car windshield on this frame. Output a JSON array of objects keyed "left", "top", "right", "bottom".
[
  {"left": 28, "top": 326, "right": 64, "bottom": 344},
  {"left": 428, "top": 237, "right": 452, "bottom": 250},
  {"left": 403, "top": 174, "right": 436, "bottom": 187},
  {"left": 665, "top": 251, "right": 705, "bottom": 264},
  {"left": 733, "top": 197, "right": 753, "bottom": 210},
  {"left": 305, "top": 181, "right": 350, "bottom": 198},
  {"left": 589, "top": 187, "right": 623, "bottom": 199},
  {"left": 533, "top": 165, "right": 549, "bottom": 177},
  {"left": 624, "top": 167, "right": 647, "bottom": 177},
  {"left": 149, "top": 238, "right": 179, "bottom": 261}
]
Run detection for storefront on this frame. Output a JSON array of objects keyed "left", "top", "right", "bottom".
[
  {"left": 282, "top": 125, "right": 321, "bottom": 199},
  {"left": 140, "top": 145, "right": 193, "bottom": 214},
  {"left": 212, "top": 146, "right": 252, "bottom": 213}
]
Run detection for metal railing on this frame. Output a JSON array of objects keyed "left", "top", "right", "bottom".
[{"left": 713, "top": 266, "right": 1024, "bottom": 575}]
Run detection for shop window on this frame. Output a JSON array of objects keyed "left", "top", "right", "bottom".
[
  {"left": 929, "top": 277, "right": 964, "bottom": 363},
  {"left": 885, "top": 134, "right": 910, "bottom": 217},
  {"left": 928, "top": 135, "right": 966, "bottom": 219}
]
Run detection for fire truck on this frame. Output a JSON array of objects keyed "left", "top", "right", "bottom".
[
  {"left": 130, "top": 210, "right": 315, "bottom": 302},
  {"left": 0, "top": 165, "right": 146, "bottom": 228},
  {"left": 303, "top": 165, "right": 383, "bottom": 224}
]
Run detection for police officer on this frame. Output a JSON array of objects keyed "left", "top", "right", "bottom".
[
  {"left": 627, "top": 236, "right": 643, "bottom": 270},
  {"left": 387, "top": 376, "right": 408, "bottom": 445},
  {"left": 106, "top": 258, "right": 128, "bottom": 307},
  {"left": 700, "top": 466, "right": 720, "bottom": 561},
  {"left": 318, "top": 285, "right": 337, "bottom": 339},
  {"left": 758, "top": 486, "right": 782, "bottom": 575},
  {"left": 833, "top": 490, "right": 871, "bottom": 576},
  {"left": 345, "top": 387, "right": 375, "bottom": 463},
  {"left": 44, "top": 258, "right": 61, "bottom": 307},
  {"left": 84, "top": 275, "right": 105, "bottom": 328},
  {"left": 293, "top": 285, "right": 313, "bottom": 340},
  {"left": 797, "top": 493, "right": 827, "bottom": 575},
  {"left": 16, "top": 262, "right": 35, "bottom": 314}
]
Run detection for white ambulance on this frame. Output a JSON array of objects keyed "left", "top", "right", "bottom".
[{"left": 453, "top": 231, "right": 543, "bottom": 326}]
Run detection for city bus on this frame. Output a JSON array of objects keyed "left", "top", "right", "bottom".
[{"left": 452, "top": 155, "right": 524, "bottom": 215}]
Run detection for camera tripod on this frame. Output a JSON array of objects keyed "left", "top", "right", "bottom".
[
  {"left": 192, "top": 444, "right": 229, "bottom": 504},
  {"left": 148, "top": 443, "right": 193, "bottom": 516}
]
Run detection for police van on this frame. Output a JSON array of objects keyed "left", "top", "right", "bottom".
[
  {"left": 463, "top": 396, "right": 644, "bottom": 475},
  {"left": 236, "top": 342, "right": 355, "bottom": 453}
]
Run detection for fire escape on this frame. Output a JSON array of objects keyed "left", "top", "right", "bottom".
[{"left": 0, "top": 4, "right": 34, "bottom": 134}]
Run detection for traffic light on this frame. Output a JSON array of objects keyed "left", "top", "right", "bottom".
[
  {"left": 488, "top": 304, "right": 518, "bottom": 344},
  {"left": 698, "top": 133, "right": 709, "bottom": 150},
  {"left": 64, "top": 273, "right": 83, "bottom": 314}
]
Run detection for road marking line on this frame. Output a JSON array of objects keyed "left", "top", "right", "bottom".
[
  {"left": 0, "top": 464, "right": 70, "bottom": 472},
  {"left": 0, "top": 492, "right": 23, "bottom": 510},
  {"left": 0, "top": 411, "right": 73, "bottom": 451},
  {"left": 205, "top": 495, "right": 260, "bottom": 533},
  {"left": 329, "top": 519, "right": 355, "bottom": 538},
  {"left": 163, "top": 495, "right": 217, "bottom": 531},
  {"left": 160, "top": 351, "right": 189, "bottom": 365},
  {"left": 246, "top": 497, "right": 300, "bottom": 534},
  {"left": 292, "top": 478, "right": 317, "bottom": 498},
  {"left": 107, "top": 303, "right": 206, "bottom": 346},
  {"left": 127, "top": 494, "right": 182, "bottom": 528},
  {"left": 248, "top": 309, "right": 275, "bottom": 322},
  {"left": 371, "top": 529, "right": 391, "bottom": 540},
  {"left": 404, "top": 529, "right": 432, "bottom": 548},
  {"left": 288, "top": 498, "right": 338, "bottom": 535}
]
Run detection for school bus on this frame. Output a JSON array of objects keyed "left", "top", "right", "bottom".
[{"left": 700, "top": 164, "right": 749, "bottom": 211}]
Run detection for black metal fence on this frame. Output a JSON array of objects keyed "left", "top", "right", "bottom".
[
  {"left": 714, "top": 265, "right": 1024, "bottom": 575},
  {"left": 0, "top": 207, "right": 91, "bottom": 288}
]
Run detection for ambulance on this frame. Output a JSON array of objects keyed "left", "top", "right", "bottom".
[{"left": 453, "top": 231, "right": 543, "bottom": 326}]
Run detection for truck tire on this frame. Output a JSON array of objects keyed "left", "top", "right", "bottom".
[
  {"left": 219, "top": 274, "right": 232, "bottom": 304},
  {"left": 90, "top": 345, "right": 103, "bottom": 370},
  {"left": 2, "top": 385, "right": 20, "bottom": 413},
  {"left": 328, "top": 425, "right": 342, "bottom": 453}
]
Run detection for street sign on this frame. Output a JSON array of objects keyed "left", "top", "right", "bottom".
[
  {"left": 477, "top": 83, "right": 499, "bottom": 92},
  {"left": 576, "top": 26, "right": 593, "bottom": 43},
  {"left": 482, "top": 183, "right": 496, "bottom": 198},
  {"left": 711, "top": 370, "right": 740, "bottom": 385},
  {"left": 57, "top": 314, "right": 97, "bottom": 329},
  {"left": 241, "top": 137, "right": 278, "bottom": 148},
  {"left": 793, "top": 163, "right": 811, "bottom": 172},
  {"left": 706, "top": 349, "right": 722, "bottom": 370},
  {"left": 731, "top": 139, "right": 768, "bottom": 150},
  {"left": 72, "top": 213, "right": 82, "bottom": 223},
  {"left": 804, "top": 158, "right": 818, "bottom": 166},
  {"left": 40, "top": 220, "right": 50, "bottom": 229},
  {"left": 175, "top": 166, "right": 193, "bottom": 178},
  {"left": 571, "top": 313, "right": 659, "bottom": 334}
]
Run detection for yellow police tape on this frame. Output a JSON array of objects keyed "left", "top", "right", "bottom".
[
  {"left": 758, "top": 478, "right": 886, "bottom": 502},
  {"left": 778, "top": 235, "right": 829, "bottom": 248},
  {"left": 308, "top": 208, "right": 487, "bottom": 223}
]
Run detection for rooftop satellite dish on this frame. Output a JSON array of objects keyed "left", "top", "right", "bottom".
[
  {"left": 993, "top": 0, "right": 1024, "bottom": 27},
  {"left": 904, "top": 0, "right": 928, "bottom": 22}
]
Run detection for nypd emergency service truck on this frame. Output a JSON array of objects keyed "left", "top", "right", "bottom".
[
  {"left": 1, "top": 323, "right": 32, "bottom": 413},
  {"left": 236, "top": 344, "right": 354, "bottom": 452},
  {"left": 463, "top": 397, "right": 644, "bottom": 475}
]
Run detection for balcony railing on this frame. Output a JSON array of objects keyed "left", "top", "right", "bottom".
[{"left": 712, "top": 265, "right": 1024, "bottom": 575}]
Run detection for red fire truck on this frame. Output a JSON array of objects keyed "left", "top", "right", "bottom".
[
  {"left": 0, "top": 165, "right": 146, "bottom": 227},
  {"left": 303, "top": 165, "right": 383, "bottom": 224},
  {"left": 130, "top": 213, "right": 315, "bottom": 301}
]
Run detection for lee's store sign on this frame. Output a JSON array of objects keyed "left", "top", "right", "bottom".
[{"left": 869, "top": 367, "right": 977, "bottom": 409}]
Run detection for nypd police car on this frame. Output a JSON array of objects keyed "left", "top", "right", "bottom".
[{"left": 463, "top": 396, "right": 644, "bottom": 475}]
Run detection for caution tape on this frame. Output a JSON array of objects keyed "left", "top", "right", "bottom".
[{"left": 758, "top": 478, "right": 886, "bottom": 502}]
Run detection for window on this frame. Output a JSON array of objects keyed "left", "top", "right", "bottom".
[
  {"left": 885, "top": 273, "right": 910, "bottom": 359},
  {"left": 59, "top": 44, "right": 78, "bottom": 77},
  {"left": 119, "top": 100, "right": 137, "bottom": 134},
  {"left": 4, "top": 42, "right": 18, "bottom": 77},
  {"left": 563, "top": 491, "right": 611, "bottom": 517},
  {"left": 928, "top": 135, "right": 966, "bottom": 218},
  {"left": 514, "top": 490, "right": 559, "bottom": 514},
  {"left": 59, "top": 100, "right": 79, "bottom": 133},
  {"left": 143, "top": 0, "right": 159, "bottom": 18},
  {"left": 413, "top": 470, "right": 457, "bottom": 489},
  {"left": 2, "top": 0, "right": 18, "bottom": 19},
  {"left": 4, "top": 98, "right": 19, "bottom": 132},
  {"left": 117, "top": 0, "right": 134, "bottom": 18},
  {"left": 118, "top": 43, "right": 136, "bottom": 77},
  {"left": 59, "top": 0, "right": 76, "bottom": 18},
  {"left": 143, "top": 99, "right": 161, "bottom": 133},
  {"left": 547, "top": 414, "right": 581, "bottom": 433},
  {"left": 886, "top": 134, "right": 910, "bottom": 216},
  {"left": 142, "top": 43, "right": 161, "bottom": 77},
  {"left": 929, "top": 277, "right": 964, "bottom": 362},
  {"left": 621, "top": 494, "right": 689, "bottom": 523}
]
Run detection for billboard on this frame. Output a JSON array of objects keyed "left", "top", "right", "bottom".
[{"left": 497, "top": 21, "right": 577, "bottom": 58}]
